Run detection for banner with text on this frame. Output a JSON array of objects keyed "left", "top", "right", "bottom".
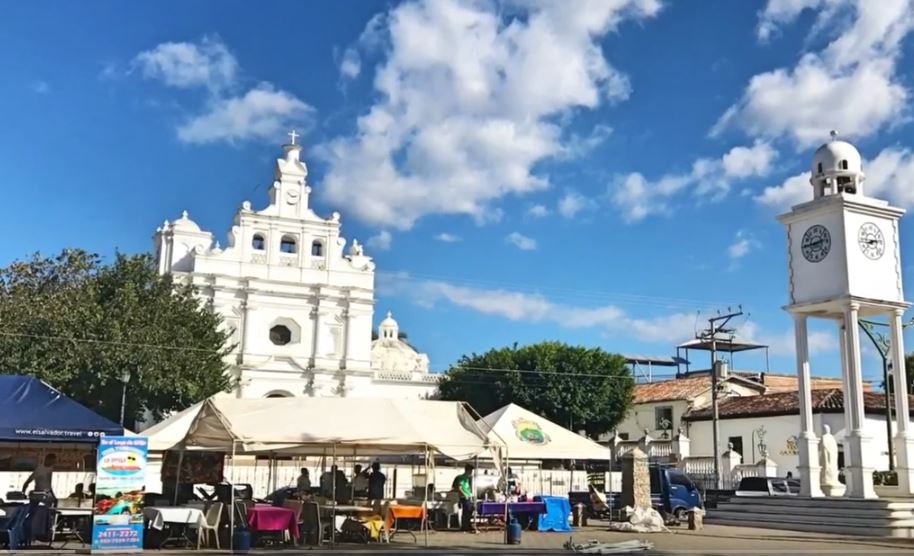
[{"left": 91, "top": 436, "right": 147, "bottom": 553}]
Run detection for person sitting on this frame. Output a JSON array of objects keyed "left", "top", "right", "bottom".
[
  {"left": 68, "top": 483, "right": 86, "bottom": 500},
  {"left": 499, "top": 467, "right": 522, "bottom": 498},
  {"left": 352, "top": 464, "right": 370, "bottom": 498}
]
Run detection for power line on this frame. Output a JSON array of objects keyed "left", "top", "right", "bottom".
[{"left": 0, "top": 330, "right": 683, "bottom": 381}]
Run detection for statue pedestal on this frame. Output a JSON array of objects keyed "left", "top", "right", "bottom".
[{"left": 822, "top": 483, "right": 846, "bottom": 497}]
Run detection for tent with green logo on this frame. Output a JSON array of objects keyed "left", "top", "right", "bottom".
[{"left": 478, "top": 403, "right": 609, "bottom": 461}]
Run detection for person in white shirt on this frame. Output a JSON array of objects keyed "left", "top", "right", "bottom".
[
  {"left": 23, "top": 454, "right": 57, "bottom": 498},
  {"left": 352, "top": 464, "right": 370, "bottom": 497}
]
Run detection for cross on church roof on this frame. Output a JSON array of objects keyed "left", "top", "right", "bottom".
[{"left": 288, "top": 130, "right": 299, "bottom": 145}]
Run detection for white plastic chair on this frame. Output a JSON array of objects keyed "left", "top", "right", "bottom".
[
  {"left": 443, "top": 491, "right": 462, "bottom": 529},
  {"left": 197, "top": 502, "right": 223, "bottom": 550}
]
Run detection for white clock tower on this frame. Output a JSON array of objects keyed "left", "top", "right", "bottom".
[{"left": 779, "top": 132, "right": 913, "bottom": 499}]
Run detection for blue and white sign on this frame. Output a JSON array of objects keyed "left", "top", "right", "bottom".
[{"left": 91, "top": 436, "right": 147, "bottom": 553}]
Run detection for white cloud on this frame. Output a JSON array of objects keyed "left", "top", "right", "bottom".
[
  {"left": 727, "top": 230, "right": 762, "bottom": 269},
  {"left": 434, "top": 232, "right": 462, "bottom": 242},
  {"left": 31, "top": 81, "right": 50, "bottom": 94},
  {"left": 559, "top": 124, "right": 613, "bottom": 160},
  {"left": 382, "top": 275, "right": 701, "bottom": 344},
  {"left": 557, "top": 190, "right": 598, "bottom": 219},
  {"left": 367, "top": 230, "right": 393, "bottom": 251},
  {"left": 339, "top": 47, "right": 361, "bottom": 79},
  {"left": 718, "top": 1, "right": 914, "bottom": 148},
  {"left": 318, "top": 0, "right": 662, "bottom": 230},
  {"left": 610, "top": 141, "right": 776, "bottom": 222},
  {"left": 527, "top": 204, "right": 550, "bottom": 218},
  {"left": 176, "top": 84, "right": 314, "bottom": 145},
  {"left": 506, "top": 232, "right": 537, "bottom": 251},
  {"left": 756, "top": 146, "right": 914, "bottom": 211},
  {"left": 755, "top": 171, "right": 812, "bottom": 211},
  {"left": 134, "top": 35, "right": 238, "bottom": 91},
  {"left": 740, "top": 321, "right": 836, "bottom": 356}
]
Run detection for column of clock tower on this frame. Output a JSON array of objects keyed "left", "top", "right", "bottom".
[{"left": 779, "top": 132, "right": 913, "bottom": 498}]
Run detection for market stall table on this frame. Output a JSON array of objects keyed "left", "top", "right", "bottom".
[
  {"left": 385, "top": 505, "right": 425, "bottom": 542},
  {"left": 53, "top": 508, "right": 93, "bottom": 547},
  {"left": 246, "top": 505, "right": 298, "bottom": 544},
  {"left": 143, "top": 506, "right": 205, "bottom": 548},
  {"left": 476, "top": 501, "right": 547, "bottom": 530}
]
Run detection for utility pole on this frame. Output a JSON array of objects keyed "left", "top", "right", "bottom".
[
  {"left": 859, "top": 317, "right": 914, "bottom": 471},
  {"left": 698, "top": 307, "right": 743, "bottom": 490}
]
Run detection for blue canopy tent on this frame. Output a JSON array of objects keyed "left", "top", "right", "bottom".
[{"left": 0, "top": 375, "right": 123, "bottom": 442}]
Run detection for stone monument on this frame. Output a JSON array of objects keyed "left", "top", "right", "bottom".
[
  {"left": 621, "top": 447, "right": 650, "bottom": 511},
  {"left": 819, "top": 424, "right": 846, "bottom": 496}
]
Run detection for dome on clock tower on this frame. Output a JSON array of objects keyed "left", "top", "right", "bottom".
[{"left": 809, "top": 131, "right": 865, "bottom": 199}]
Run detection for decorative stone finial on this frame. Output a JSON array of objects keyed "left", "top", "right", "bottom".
[
  {"left": 830, "top": 130, "right": 838, "bottom": 141},
  {"left": 181, "top": 210, "right": 189, "bottom": 219}
]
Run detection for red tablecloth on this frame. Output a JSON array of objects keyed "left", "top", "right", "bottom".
[{"left": 246, "top": 505, "right": 298, "bottom": 539}]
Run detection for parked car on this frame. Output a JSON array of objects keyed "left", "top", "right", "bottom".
[{"left": 734, "top": 476, "right": 800, "bottom": 497}]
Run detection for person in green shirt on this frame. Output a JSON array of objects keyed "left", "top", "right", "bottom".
[{"left": 451, "top": 464, "right": 475, "bottom": 532}]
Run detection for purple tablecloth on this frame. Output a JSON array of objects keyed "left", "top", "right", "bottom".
[
  {"left": 246, "top": 505, "right": 298, "bottom": 539},
  {"left": 476, "top": 501, "right": 546, "bottom": 516}
]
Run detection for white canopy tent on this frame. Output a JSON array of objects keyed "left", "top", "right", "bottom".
[
  {"left": 142, "top": 401, "right": 204, "bottom": 452},
  {"left": 181, "top": 397, "right": 494, "bottom": 459},
  {"left": 479, "top": 403, "right": 609, "bottom": 461}
]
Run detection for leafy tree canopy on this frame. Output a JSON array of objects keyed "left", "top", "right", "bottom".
[
  {"left": 437, "top": 341, "right": 634, "bottom": 438},
  {"left": 0, "top": 249, "right": 233, "bottom": 428}
]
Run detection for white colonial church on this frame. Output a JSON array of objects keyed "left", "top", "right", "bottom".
[{"left": 152, "top": 134, "right": 437, "bottom": 399}]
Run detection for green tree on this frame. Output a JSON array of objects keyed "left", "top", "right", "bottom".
[
  {"left": 906, "top": 352, "right": 914, "bottom": 393},
  {"left": 0, "top": 249, "right": 233, "bottom": 429},
  {"left": 437, "top": 341, "right": 634, "bottom": 438}
]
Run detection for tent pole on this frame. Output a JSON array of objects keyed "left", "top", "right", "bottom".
[
  {"left": 331, "top": 442, "right": 336, "bottom": 546},
  {"left": 230, "top": 440, "right": 236, "bottom": 553},
  {"left": 503, "top": 447, "right": 509, "bottom": 544},
  {"left": 424, "top": 444, "right": 429, "bottom": 547},
  {"left": 172, "top": 449, "right": 184, "bottom": 506}
]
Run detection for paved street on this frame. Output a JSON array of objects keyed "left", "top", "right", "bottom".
[{"left": 147, "top": 524, "right": 914, "bottom": 555}]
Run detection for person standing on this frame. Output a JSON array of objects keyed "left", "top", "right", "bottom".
[
  {"left": 367, "top": 462, "right": 386, "bottom": 513},
  {"left": 352, "top": 464, "right": 370, "bottom": 497},
  {"left": 452, "top": 464, "right": 476, "bottom": 532},
  {"left": 23, "top": 454, "right": 57, "bottom": 500},
  {"left": 296, "top": 468, "right": 311, "bottom": 497}
]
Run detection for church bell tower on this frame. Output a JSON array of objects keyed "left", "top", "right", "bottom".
[{"left": 778, "top": 132, "right": 913, "bottom": 498}]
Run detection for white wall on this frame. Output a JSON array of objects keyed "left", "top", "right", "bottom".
[{"left": 686, "top": 413, "right": 905, "bottom": 474}]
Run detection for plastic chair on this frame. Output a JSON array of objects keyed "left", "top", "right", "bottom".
[
  {"left": 0, "top": 505, "right": 30, "bottom": 550},
  {"left": 197, "top": 501, "right": 223, "bottom": 550},
  {"left": 281, "top": 500, "right": 303, "bottom": 543},
  {"left": 443, "top": 491, "right": 462, "bottom": 529},
  {"left": 300, "top": 502, "right": 324, "bottom": 546}
]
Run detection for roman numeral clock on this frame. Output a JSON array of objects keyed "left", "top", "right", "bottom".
[{"left": 778, "top": 132, "right": 913, "bottom": 500}]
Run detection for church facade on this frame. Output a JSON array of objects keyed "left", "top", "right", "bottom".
[{"left": 152, "top": 136, "right": 437, "bottom": 399}]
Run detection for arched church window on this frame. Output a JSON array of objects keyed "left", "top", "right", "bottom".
[
  {"left": 280, "top": 235, "right": 297, "bottom": 253},
  {"left": 269, "top": 325, "right": 292, "bottom": 346},
  {"left": 817, "top": 163, "right": 823, "bottom": 174},
  {"left": 840, "top": 160, "right": 848, "bottom": 170},
  {"left": 252, "top": 234, "right": 266, "bottom": 250},
  {"left": 311, "top": 240, "right": 324, "bottom": 257}
]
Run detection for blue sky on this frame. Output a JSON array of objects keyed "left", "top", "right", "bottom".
[{"left": 3, "top": 0, "right": 914, "bottom": 383}]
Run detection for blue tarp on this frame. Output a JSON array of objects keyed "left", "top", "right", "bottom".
[
  {"left": 0, "top": 375, "right": 123, "bottom": 442},
  {"left": 535, "top": 495, "right": 572, "bottom": 532}
]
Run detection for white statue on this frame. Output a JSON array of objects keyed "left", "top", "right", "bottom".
[{"left": 819, "top": 424, "right": 845, "bottom": 496}]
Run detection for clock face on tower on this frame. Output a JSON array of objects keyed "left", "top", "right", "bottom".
[
  {"left": 858, "top": 222, "right": 885, "bottom": 260},
  {"left": 801, "top": 224, "right": 831, "bottom": 263}
]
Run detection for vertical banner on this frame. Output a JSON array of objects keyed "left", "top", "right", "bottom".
[{"left": 91, "top": 436, "right": 147, "bottom": 553}]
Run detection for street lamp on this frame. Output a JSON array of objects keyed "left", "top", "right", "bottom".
[
  {"left": 119, "top": 370, "right": 131, "bottom": 427},
  {"left": 859, "top": 317, "right": 914, "bottom": 471}
]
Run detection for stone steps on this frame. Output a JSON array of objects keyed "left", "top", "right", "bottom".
[{"left": 707, "top": 496, "right": 914, "bottom": 538}]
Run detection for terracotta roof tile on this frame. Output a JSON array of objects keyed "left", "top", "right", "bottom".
[
  {"left": 633, "top": 376, "right": 713, "bottom": 403},
  {"left": 683, "top": 388, "right": 913, "bottom": 420}
]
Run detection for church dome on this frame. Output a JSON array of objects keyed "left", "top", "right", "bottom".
[
  {"left": 172, "top": 210, "right": 202, "bottom": 233},
  {"left": 378, "top": 311, "right": 399, "bottom": 341}
]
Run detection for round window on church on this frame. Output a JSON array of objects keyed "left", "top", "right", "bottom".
[{"left": 269, "top": 325, "right": 292, "bottom": 346}]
